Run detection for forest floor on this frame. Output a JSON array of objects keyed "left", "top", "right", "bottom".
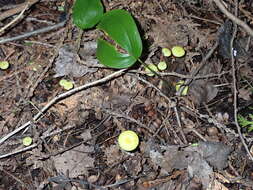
[{"left": 0, "top": 0, "right": 253, "bottom": 189}]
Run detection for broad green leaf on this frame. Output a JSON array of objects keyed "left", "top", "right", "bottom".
[
  {"left": 97, "top": 9, "right": 142, "bottom": 68},
  {"left": 97, "top": 39, "right": 136, "bottom": 68},
  {"left": 72, "top": 0, "right": 103, "bottom": 29}
]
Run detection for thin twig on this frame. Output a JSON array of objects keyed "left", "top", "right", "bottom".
[
  {"left": 0, "top": 125, "right": 76, "bottom": 159},
  {"left": 173, "top": 106, "right": 188, "bottom": 144},
  {"left": 131, "top": 70, "right": 228, "bottom": 79},
  {"left": 0, "top": 0, "right": 40, "bottom": 22},
  {"left": 0, "top": 143, "right": 38, "bottom": 159},
  {"left": 176, "top": 41, "right": 219, "bottom": 96},
  {"left": 0, "top": 69, "right": 127, "bottom": 145},
  {"left": 132, "top": 74, "right": 172, "bottom": 104},
  {"left": 0, "top": 4, "right": 28, "bottom": 34},
  {"left": 0, "top": 167, "right": 28, "bottom": 187},
  {"left": 0, "top": 19, "right": 67, "bottom": 44},
  {"left": 102, "top": 109, "right": 156, "bottom": 136},
  {"left": 212, "top": 0, "right": 253, "bottom": 37},
  {"left": 229, "top": 0, "right": 253, "bottom": 161}
]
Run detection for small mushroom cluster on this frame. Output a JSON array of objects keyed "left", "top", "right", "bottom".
[{"left": 145, "top": 45, "right": 186, "bottom": 77}]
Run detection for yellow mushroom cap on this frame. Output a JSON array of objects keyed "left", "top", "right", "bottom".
[
  {"left": 144, "top": 64, "right": 158, "bottom": 77},
  {"left": 118, "top": 130, "right": 139, "bottom": 151},
  {"left": 59, "top": 79, "right": 74, "bottom": 90},
  {"left": 162, "top": 48, "right": 172, "bottom": 57},
  {"left": 171, "top": 46, "right": 185, "bottom": 57},
  {"left": 0, "top": 61, "right": 9, "bottom": 70},
  {"left": 175, "top": 80, "right": 189, "bottom": 96},
  {"left": 22, "top": 136, "right": 33, "bottom": 146},
  {"left": 158, "top": 61, "right": 167, "bottom": 71}
]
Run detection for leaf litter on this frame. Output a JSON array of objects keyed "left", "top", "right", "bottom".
[{"left": 54, "top": 43, "right": 98, "bottom": 78}]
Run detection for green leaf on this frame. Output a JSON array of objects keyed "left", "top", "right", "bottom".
[
  {"left": 248, "top": 125, "right": 253, "bottom": 132},
  {"left": 72, "top": 0, "right": 103, "bottom": 29},
  {"left": 97, "top": 39, "right": 136, "bottom": 68},
  {"left": 96, "top": 9, "right": 142, "bottom": 68},
  {"left": 238, "top": 114, "right": 253, "bottom": 129}
]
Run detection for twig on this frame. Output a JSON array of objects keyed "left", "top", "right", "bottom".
[
  {"left": 0, "top": 167, "right": 28, "bottom": 187},
  {"left": 173, "top": 106, "right": 188, "bottom": 144},
  {"left": 0, "top": 4, "right": 28, "bottom": 34},
  {"left": 153, "top": 0, "right": 164, "bottom": 12},
  {"left": 0, "top": 0, "right": 40, "bottom": 22},
  {"left": 229, "top": 0, "right": 253, "bottom": 161},
  {"left": 0, "top": 143, "right": 38, "bottom": 159},
  {"left": 189, "top": 14, "right": 222, "bottom": 25},
  {"left": 0, "top": 69, "right": 127, "bottom": 145},
  {"left": 0, "top": 19, "right": 67, "bottom": 44},
  {"left": 131, "top": 70, "right": 228, "bottom": 79},
  {"left": 212, "top": 0, "right": 253, "bottom": 37},
  {"left": 102, "top": 109, "right": 156, "bottom": 136},
  {"left": 176, "top": 41, "right": 219, "bottom": 96},
  {"left": 0, "top": 125, "right": 75, "bottom": 159},
  {"left": 132, "top": 74, "right": 172, "bottom": 104}
]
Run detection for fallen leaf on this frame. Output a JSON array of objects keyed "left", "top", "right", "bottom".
[
  {"left": 54, "top": 44, "right": 97, "bottom": 77},
  {"left": 53, "top": 143, "right": 94, "bottom": 178}
]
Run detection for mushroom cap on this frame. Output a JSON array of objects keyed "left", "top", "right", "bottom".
[
  {"left": 118, "top": 130, "right": 139, "bottom": 151},
  {"left": 162, "top": 48, "right": 172, "bottom": 57},
  {"left": 144, "top": 64, "right": 158, "bottom": 76},
  {"left": 171, "top": 46, "right": 185, "bottom": 57}
]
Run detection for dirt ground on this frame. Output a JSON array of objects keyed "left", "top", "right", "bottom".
[{"left": 0, "top": 0, "right": 253, "bottom": 189}]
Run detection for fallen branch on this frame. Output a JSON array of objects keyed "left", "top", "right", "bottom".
[
  {"left": 212, "top": 0, "right": 253, "bottom": 37},
  {"left": 229, "top": 0, "right": 253, "bottom": 161}
]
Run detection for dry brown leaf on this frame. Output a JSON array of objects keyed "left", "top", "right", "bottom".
[
  {"left": 54, "top": 92, "right": 83, "bottom": 117},
  {"left": 54, "top": 44, "right": 97, "bottom": 78},
  {"left": 208, "top": 179, "right": 229, "bottom": 190},
  {"left": 238, "top": 88, "right": 252, "bottom": 101},
  {"left": 53, "top": 143, "right": 94, "bottom": 178},
  {"left": 189, "top": 80, "right": 218, "bottom": 105}
]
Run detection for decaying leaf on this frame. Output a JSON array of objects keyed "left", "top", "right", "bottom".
[
  {"left": 144, "top": 140, "right": 231, "bottom": 188},
  {"left": 194, "top": 141, "right": 232, "bottom": 170},
  {"left": 188, "top": 62, "right": 219, "bottom": 105},
  {"left": 124, "top": 155, "right": 143, "bottom": 176},
  {"left": 105, "top": 145, "right": 123, "bottom": 165},
  {"left": 189, "top": 80, "right": 218, "bottom": 105},
  {"left": 53, "top": 143, "right": 94, "bottom": 178},
  {"left": 54, "top": 43, "right": 97, "bottom": 77},
  {"left": 238, "top": 88, "right": 252, "bottom": 101}
]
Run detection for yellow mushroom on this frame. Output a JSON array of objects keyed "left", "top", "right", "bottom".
[
  {"left": 171, "top": 46, "right": 186, "bottom": 57},
  {"left": 118, "top": 130, "right": 139, "bottom": 151}
]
